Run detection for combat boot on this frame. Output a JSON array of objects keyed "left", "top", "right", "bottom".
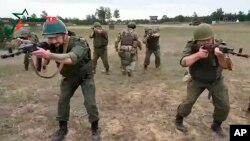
[
  {"left": 175, "top": 115, "right": 188, "bottom": 132},
  {"left": 143, "top": 65, "right": 147, "bottom": 70},
  {"left": 106, "top": 68, "right": 110, "bottom": 75},
  {"left": 211, "top": 120, "right": 226, "bottom": 138},
  {"left": 155, "top": 65, "right": 160, "bottom": 69},
  {"left": 53, "top": 121, "right": 68, "bottom": 141},
  {"left": 102, "top": 68, "right": 110, "bottom": 75},
  {"left": 91, "top": 120, "right": 101, "bottom": 141}
]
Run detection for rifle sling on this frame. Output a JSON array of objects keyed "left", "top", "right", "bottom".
[{"left": 29, "top": 38, "right": 69, "bottom": 79}]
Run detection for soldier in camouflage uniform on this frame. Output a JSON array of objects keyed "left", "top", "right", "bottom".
[
  {"left": 89, "top": 22, "right": 109, "bottom": 75},
  {"left": 31, "top": 19, "right": 100, "bottom": 141},
  {"left": 16, "top": 28, "right": 39, "bottom": 71},
  {"left": 175, "top": 24, "right": 233, "bottom": 137},
  {"left": 143, "top": 27, "right": 161, "bottom": 70},
  {"left": 115, "top": 22, "right": 141, "bottom": 77}
]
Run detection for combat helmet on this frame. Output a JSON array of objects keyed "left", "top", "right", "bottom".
[
  {"left": 93, "top": 22, "right": 101, "bottom": 28},
  {"left": 193, "top": 24, "right": 214, "bottom": 41},
  {"left": 127, "top": 22, "right": 136, "bottom": 29},
  {"left": 43, "top": 18, "right": 68, "bottom": 37}
]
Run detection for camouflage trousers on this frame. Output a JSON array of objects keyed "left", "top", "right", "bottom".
[
  {"left": 119, "top": 45, "right": 137, "bottom": 73},
  {"left": 93, "top": 47, "right": 109, "bottom": 71},
  {"left": 57, "top": 75, "right": 99, "bottom": 123},
  {"left": 144, "top": 48, "right": 161, "bottom": 68},
  {"left": 177, "top": 77, "right": 230, "bottom": 122},
  {"left": 24, "top": 53, "right": 30, "bottom": 70}
]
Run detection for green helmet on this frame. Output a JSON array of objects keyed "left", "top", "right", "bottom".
[
  {"left": 93, "top": 22, "right": 101, "bottom": 28},
  {"left": 193, "top": 24, "right": 214, "bottom": 41},
  {"left": 127, "top": 22, "right": 136, "bottom": 29},
  {"left": 42, "top": 18, "right": 68, "bottom": 37}
]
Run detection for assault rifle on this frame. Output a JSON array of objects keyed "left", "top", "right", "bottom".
[
  {"left": 199, "top": 44, "right": 249, "bottom": 58},
  {"left": 1, "top": 42, "right": 50, "bottom": 59},
  {"left": 1, "top": 42, "right": 50, "bottom": 72}
]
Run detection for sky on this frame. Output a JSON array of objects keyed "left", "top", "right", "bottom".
[{"left": 0, "top": 0, "right": 249, "bottom": 20}]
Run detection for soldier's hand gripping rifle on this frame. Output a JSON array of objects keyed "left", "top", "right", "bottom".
[{"left": 201, "top": 44, "right": 249, "bottom": 58}]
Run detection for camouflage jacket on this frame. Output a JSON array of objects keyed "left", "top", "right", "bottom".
[
  {"left": 180, "top": 39, "right": 227, "bottom": 83},
  {"left": 89, "top": 28, "right": 108, "bottom": 48}
]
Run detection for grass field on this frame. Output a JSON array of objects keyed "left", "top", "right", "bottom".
[{"left": 0, "top": 23, "right": 250, "bottom": 141}]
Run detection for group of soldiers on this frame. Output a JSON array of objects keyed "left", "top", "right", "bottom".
[
  {"left": 3, "top": 18, "right": 250, "bottom": 141},
  {"left": 90, "top": 21, "right": 161, "bottom": 77}
]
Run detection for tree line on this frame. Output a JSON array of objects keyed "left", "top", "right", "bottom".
[{"left": 2, "top": 7, "right": 250, "bottom": 25}]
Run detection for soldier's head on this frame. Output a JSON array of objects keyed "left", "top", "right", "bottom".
[
  {"left": 193, "top": 24, "right": 214, "bottom": 46},
  {"left": 93, "top": 22, "right": 102, "bottom": 29},
  {"left": 127, "top": 22, "right": 136, "bottom": 29},
  {"left": 42, "top": 18, "right": 68, "bottom": 47},
  {"left": 19, "top": 28, "right": 30, "bottom": 39}
]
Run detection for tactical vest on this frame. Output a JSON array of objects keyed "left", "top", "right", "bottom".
[
  {"left": 93, "top": 30, "right": 108, "bottom": 48},
  {"left": 188, "top": 40, "right": 222, "bottom": 83},
  {"left": 50, "top": 36, "right": 92, "bottom": 78},
  {"left": 147, "top": 36, "right": 159, "bottom": 50},
  {"left": 121, "top": 29, "right": 134, "bottom": 46}
]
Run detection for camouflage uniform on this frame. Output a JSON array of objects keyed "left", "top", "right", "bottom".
[
  {"left": 41, "top": 19, "right": 100, "bottom": 141},
  {"left": 17, "top": 29, "right": 39, "bottom": 70},
  {"left": 175, "top": 24, "right": 231, "bottom": 137},
  {"left": 177, "top": 40, "right": 230, "bottom": 121},
  {"left": 143, "top": 28, "right": 161, "bottom": 69},
  {"left": 55, "top": 36, "right": 99, "bottom": 123},
  {"left": 89, "top": 22, "right": 109, "bottom": 74},
  {"left": 115, "top": 22, "right": 141, "bottom": 76}
]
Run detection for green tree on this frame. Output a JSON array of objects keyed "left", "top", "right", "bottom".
[
  {"left": 175, "top": 15, "right": 185, "bottom": 22},
  {"left": 237, "top": 11, "right": 245, "bottom": 21},
  {"left": 193, "top": 12, "right": 199, "bottom": 21},
  {"left": 248, "top": 10, "right": 250, "bottom": 21},
  {"left": 31, "top": 13, "right": 37, "bottom": 18},
  {"left": 113, "top": 9, "right": 120, "bottom": 20},
  {"left": 211, "top": 8, "right": 224, "bottom": 21},
  {"left": 40, "top": 10, "right": 48, "bottom": 18},
  {"left": 105, "top": 7, "right": 112, "bottom": 21},
  {"left": 95, "top": 6, "right": 106, "bottom": 23}
]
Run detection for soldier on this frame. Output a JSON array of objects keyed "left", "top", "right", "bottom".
[
  {"left": 89, "top": 22, "right": 109, "bottom": 75},
  {"left": 16, "top": 28, "right": 39, "bottom": 71},
  {"left": 175, "top": 24, "right": 233, "bottom": 137},
  {"left": 115, "top": 22, "right": 141, "bottom": 77},
  {"left": 31, "top": 19, "right": 101, "bottom": 141},
  {"left": 143, "top": 27, "right": 161, "bottom": 70}
]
